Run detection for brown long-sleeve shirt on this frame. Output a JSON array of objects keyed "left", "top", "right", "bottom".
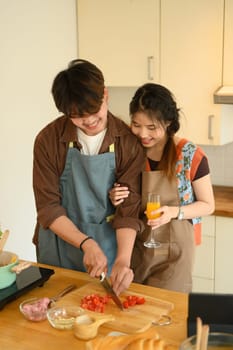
[{"left": 33, "top": 112, "right": 145, "bottom": 244}]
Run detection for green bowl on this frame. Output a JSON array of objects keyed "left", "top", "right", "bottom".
[{"left": 0, "top": 251, "right": 18, "bottom": 289}]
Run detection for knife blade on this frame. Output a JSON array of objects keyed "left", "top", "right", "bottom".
[{"left": 100, "top": 272, "right": 124, "bottom": 310}]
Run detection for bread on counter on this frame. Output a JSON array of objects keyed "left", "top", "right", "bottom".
[{"left": 86, "top": 326, "right": 174, "bottom": 350}]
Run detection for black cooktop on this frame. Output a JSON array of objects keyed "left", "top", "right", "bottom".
[{"left": 0, "top": 265, "right": 54, "bottom": 310}]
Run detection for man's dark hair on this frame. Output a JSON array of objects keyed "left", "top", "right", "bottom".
[{"left": 51, "top": 59, "right": 105, "bottom": 117}]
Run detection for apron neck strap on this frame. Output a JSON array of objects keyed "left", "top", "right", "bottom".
[{"left": 145, "top": 158, "right": 151, "bottom": 171}]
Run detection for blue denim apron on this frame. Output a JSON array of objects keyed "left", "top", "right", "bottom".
[{"left": 37, "top": 144, "right": 117, "bottom": 273}]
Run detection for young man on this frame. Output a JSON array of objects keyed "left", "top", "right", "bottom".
[{"left": 32, "top": 59, "right": 145, "bottom": 295}]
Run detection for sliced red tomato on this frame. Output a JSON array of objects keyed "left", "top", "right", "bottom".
[
  {"left": 80, "top": 293, "right": 111, "bottom": 313},
  {"left": 126, "top": 295, "right": 137, "bottom": 306},
  {"left": 124, "top": 295, "right": 146, "bottom": 308},
  {"left": 80, "top": 293, "right": 146, "bottom": 312},
  {"left": 123, "top": 300, "right": 129, "bottom": 309},
  {"left": 136, "top": 296, "right": 146, "bottom": 304}
]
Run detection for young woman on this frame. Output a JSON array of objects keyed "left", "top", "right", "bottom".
[{"left": 109, "top": 83, "right": 215, "bottom": 293}]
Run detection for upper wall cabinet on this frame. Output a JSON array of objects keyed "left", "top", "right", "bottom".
[
  {"left": 77, "top": 0, "right": 232, "bottom": 145},
  {"left": 160, "top": 0, "right": 225, "bottom": 145},
  {"left": 76, "top": 0, "right": 160, "bottom": 86},
  {"left": 223, "top": 0, "right": 233, "bottom": 84}
]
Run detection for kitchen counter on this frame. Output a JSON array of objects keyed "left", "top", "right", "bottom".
[
  {"left": 213, "top": 185, "right": 233, "bottom": 218},
  {"left": 0, "top": 263, "right": 188, "bottom": 350}
]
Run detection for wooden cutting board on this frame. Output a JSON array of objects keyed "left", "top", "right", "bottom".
[{"left": 55, "top": 280, "right": 174, "bottom": 334}]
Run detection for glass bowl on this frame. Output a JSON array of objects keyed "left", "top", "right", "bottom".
[
  {"left": 180, "top": 332, "right": 233, "bottom": 350},
  {"left": 46, "top": 306, "right": 85, "bottom": 330},
  {"left": 19, "top": 297, "right": 51, "bottom": 322}
]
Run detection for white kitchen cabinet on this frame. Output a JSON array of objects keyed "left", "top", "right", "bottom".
[
  {"left": 76, "top": 0, "right": 232, "bottom": 145},
  {"left": 160, "top": 0, "right": 225, "bottom": 145},
  {"left": 223, "top": 0, "right": 233, "bottom": 84},
  {"left": 192, "top": 277, "right": 214, "bottom": 294},
  {"left": 192, "top": 216, "right": 215, "bottom": 293},
  {"left": 76, "top": 0, "right": 160, "bottom": 86},
  {"left": 215, "top": 216, "right": 233, "bottom": 293},
  {"left": 192, "top": 215, "right": 233, "bottom": 294}
]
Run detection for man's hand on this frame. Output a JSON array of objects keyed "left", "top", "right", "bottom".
[
  {"left": 110, "top": 262, "right": 134, "bottom": 296},
  {"left": 82, "top": 239, "right": 108, "bottom": 277}
]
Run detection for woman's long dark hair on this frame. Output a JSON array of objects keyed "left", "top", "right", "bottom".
[{"left": 130, "top": 83, "right": 180, "bottom": 180}]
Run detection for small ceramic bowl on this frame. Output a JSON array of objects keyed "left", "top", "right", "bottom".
[
  {"left": 47, "top": 306, "right": 85, "bottom": 330},
  {"left": 179, "top": 332, "right": 233, "bottom": 349},
  {"left": 19, "top": 297, "right": 51, "bottom": 322}
]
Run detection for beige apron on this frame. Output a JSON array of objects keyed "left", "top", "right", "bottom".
[{"left": 131, "top": 170, "right": 195, "bottom": 293}]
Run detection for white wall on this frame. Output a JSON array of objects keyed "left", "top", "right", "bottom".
[
  {"left": 108, "top": 87, "right": 137, "bottom": 124},
  {"left": 0, "top": 0, "right": 77, "bottom": 261},
  {"left": 201, "top": 141, "right": 233, "bottom": 186}
]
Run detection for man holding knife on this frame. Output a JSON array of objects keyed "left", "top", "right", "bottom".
[{"left": 32, "top": 59, "right": 145, "bottom": 295}]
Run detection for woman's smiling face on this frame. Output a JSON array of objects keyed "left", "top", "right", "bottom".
[{"left": 131, "top": 111, "right": 168, "bottom": 148}]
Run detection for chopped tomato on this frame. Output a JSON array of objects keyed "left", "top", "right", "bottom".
[
  {"left": 136, "top": 297, "right": 146, "bottom": 305},
  {"left": 80, "top": 293, "right": 146, "bottom": 312},
  {"left": 126, "top": 295, "right": 137, "bottom": 306},
  {"left": 123, "top": 300, "right": 129, "bottom": 309},
  {"left": 124, "top": 295, "right": 146, "bottom": 308},
  {"left": 80, "top": 293, "right": 110, "bottom": 313}
]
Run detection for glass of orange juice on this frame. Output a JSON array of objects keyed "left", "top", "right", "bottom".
[{"left": 144, "top": 193, "right": 161, "bottom": 248}]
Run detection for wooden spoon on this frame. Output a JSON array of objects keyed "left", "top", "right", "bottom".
[
  {"left": 74, "top": 313, "right": 115, "bottom": 340},
  {"left": 196, "top": 317, "right": 203, "bottom": 350},
  {"left": 200, "top": 325, "right": 209, "bottom": 350},
  {"left": 0, "top": 230, "right": 9, "bottom": 252},
  {"left": 196, "top": 317, "right": 209, "bottom": 350}
]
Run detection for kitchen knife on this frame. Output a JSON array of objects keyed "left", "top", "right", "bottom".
[{"left": 100, "top": 272, "right": 124, "bottom": 310}]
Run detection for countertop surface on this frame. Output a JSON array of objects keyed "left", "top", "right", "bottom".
[
  {"left": 213, "top": 185, "right": 233, "bottom": 218},
  {"left": 0, "top": 263, "right": 187, "bottom": 350}
]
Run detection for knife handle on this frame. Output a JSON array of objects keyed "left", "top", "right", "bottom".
[{"left": 100, "top": 272, "right": 106, "bottom": 282}]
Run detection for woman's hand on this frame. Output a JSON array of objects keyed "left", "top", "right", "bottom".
[
  {"left": 109, "top": 183, "right": 129, "bottom": 206},
  {"left": 146, "top": 205, "right": 179, "bottom": 229}
]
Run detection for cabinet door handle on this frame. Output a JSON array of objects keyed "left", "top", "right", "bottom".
[
  {"left": 208, "top": 115, "right": 214, "bottom": 140},
  {"left": 147, "top": 56, "right": 154, "bottom": 81}
]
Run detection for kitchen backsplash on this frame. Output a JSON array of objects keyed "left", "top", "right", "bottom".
[{"left": 199, "top": 142, "right": 233, "bottom": 186}]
